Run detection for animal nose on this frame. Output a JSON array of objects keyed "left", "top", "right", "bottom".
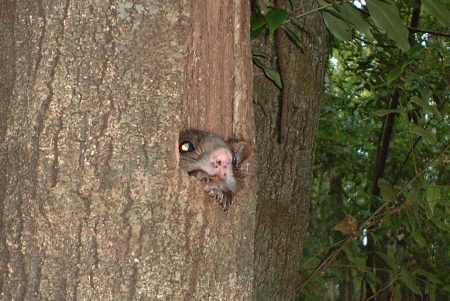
[
  {"left": 210, "top": 148, "right": 232, "bottom": 178},
  {"left": 212, "top": 148, "right": 231, "bottom": 167}
]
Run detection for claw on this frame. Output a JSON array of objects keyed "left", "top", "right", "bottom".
[
  {"left": 201, "top": 176, "right": 211, "bottom": 184},
  {"left": 201, "top": 179, "right": 232, "bottom": 212}
]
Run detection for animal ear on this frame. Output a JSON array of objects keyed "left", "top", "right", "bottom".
[{"left": 232, "top": 141, "right": 253, "bottom": 164}]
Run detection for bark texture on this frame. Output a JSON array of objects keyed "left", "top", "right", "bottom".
[
  {"left": 252, "top": 1, "right": 327, "bottom": 299},
  {"left": 184, "top": 1, "right": 254, "bottom": 140},
  {"left": 0, "top": 0, "right": 254, "bottom": 300}
]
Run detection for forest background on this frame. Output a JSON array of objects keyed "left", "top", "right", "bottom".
[{"left": 252, "top": 0, "right": 449, "bottom": 300}]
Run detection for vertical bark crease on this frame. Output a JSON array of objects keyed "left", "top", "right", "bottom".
[
  {"left": 15, "top": 193, "right": 27, "bottom": 301},
  {"left": 128, "top": 225, "right": 144, "bottom": 301},
  {"left": 122, "top": 182, "right": 134, "bottom": 256},
  {"left": 51, "top": 115, "right": 63, "bottom": 187},
  {"left": 34, "top": 0, "right": 46, "bottom": 82},
  {"left": 73, "top": 222, "right": 84, "bottom": 300}
]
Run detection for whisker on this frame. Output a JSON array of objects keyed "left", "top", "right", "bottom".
[{"left": 178, "top": 129, "right": 254, "bottom": 212}]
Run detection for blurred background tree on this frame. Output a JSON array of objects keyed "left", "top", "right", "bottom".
[
  {"left": 250, "top": 0, "right": 449, "bottom": 299},
  {"left": 301, "top": 0, "right": 449, "bottom": 300}
]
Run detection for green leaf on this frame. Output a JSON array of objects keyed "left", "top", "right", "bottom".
[
  {"left": 373, "top": 109, "right": 406, "bottom": 116},
  {"left": 405, "top": 188, "right": 419, "bottom": 205},
  {"left": 263, "top": 69, "right": 282, "bottom": 89},
  {"left": 423, "top": 0, "right": 450, "bottom": 27},
  {"left": 408, "top": 44, "right": 425, "bottom": 57},
  {"left": 343, "top": 246, "right": 366, "bottom": 269},
  {"left": 412, "top": 125, "right": 437, "bottom": 143},
  {"left": 378, "top": 178, "right": 398, "bottom": 202},
  {"left": 252, "top": 51, "right": 271, "bottom": 59},
  {"left": 415, "top": 268, "right": 441, "bottom": 284},
  {"left": 283, "top": 24, "right": 305, "bottom": 51},
  {"left": 391, "top": 214, "right": 401, "bottom": 229},
  {"left": 443, "top": 284, "right": 450, "bottom": 293},
  {"left": 251, "top": 13, "right": 267, "bottom": 39},
  {"left": 323, "top": 10, "right": 353, "bottom": 41},
  {"left": 400, "top": 268, "right": 422, "bottom": 295},
  {"left": 377, "top": 250, "right": 398, "bottom": 271},
  {"left": 405, "top": 208, "right": 418, "bottom": 232},
  {"left": 411, "top": 96, "right": 442, "bottom": 119},
  {"left": 251, "top": 13, "right": 266, "bottom": 31},
  {"left": 253, "top": 57, "right": 283, "bottom": 89},
  {"left": 266, "top": 8, "right": 288, "bottom": 38},
  {"left": 338, "top": 3, "right": 374, "bottom": 41},
  {"left": 411, "top": 231, "right": 426, "bottom": 247},
  {"left": 425, "top": 282, "right": 437, "bottom": 301},
  {"left": 411, "top": 96, "right": 431, "bottom": 111},
  {"left": 431, "top": 217, "right": 450, "bottom": 232},
  {"left": 392, "top": 284, "right": 402, "bottom": 301},
  {"left": 387, "top": 66, "right": 403, "bottom": 86},
  {"left": 367, "top": 0, "right": 410, "bottom": 52},
  {"left": 426, "top": 186, "right": 440, "bottom": 214},
  {"left": 430, "top": 104, "right": 443, "bottom": 120}
]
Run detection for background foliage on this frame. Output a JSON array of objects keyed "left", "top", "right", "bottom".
[{"left": 251, "top": 0, "right": 449, "bottom": 300}]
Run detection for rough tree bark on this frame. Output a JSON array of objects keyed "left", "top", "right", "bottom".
[
  {"left": 253, "top": 0, "right": 327, "bottom": 300},
  {"left": 0, "top": 0, "right": 254, "bottom": 300}
]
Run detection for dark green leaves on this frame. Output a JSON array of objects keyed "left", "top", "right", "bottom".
[
  {"left": 412, "top": 125, "right": 437, "bottom": 143},
  {"left": 323, "top": 9, "right": 353, "bottom": 41},
  {"left": 320, "top": 0, "right": 410, "bottom": 51},
  {"left": 251, "top": 6, "right": 305, "bottom": 50},
  {"left": 322, "top": 2, "right": 374, "bottom": 42},
  {"left": 400, "top": 268, "right": 422, "bottom": 296},
  {"left": 367, "top": 0, "right": 410, "bottom": 52},
  {"left": 283, "top": 24, "right": 305, "bottom": 52},
  {"left": 266, "top": 8, "right": 288, "bottom": 37},
  {"left": 338, "top": 3, "right": 374, "bottom": 41},
  {"left": 387, "top": 66, "right": 403, "bottom": 86},
  {"left": 251, "top": 7, "right": 288, "bottom": 39},
  {"left": 306, "top": 0, "right": 450, "bottom": 298},
  {"left": 411, "top": 96, "right": 442, "bottom": 120},
  {"left": 423, "top": 0, "right": 450, "bottom": 27},
  {"left": 253, "top": 56, "right": 282, "bottom": 89},
  {"left": 373, "top": 108, "right": 406, "bottom": 117},
  {"left": 251, "top": 5, "right": 305, "bottom": 86},
  {"left": 251, "top": 13, "right": 266, "bottom": 39},
  {"left": 378, "top": 178, "right": 398, "bottom": 202}
]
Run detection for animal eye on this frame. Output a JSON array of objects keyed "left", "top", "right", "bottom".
[
  {"left": 179, "top": 140, "right": 195, "bottom": 153},
  {"left": 232, "top": 153, "right": 237, "bottom": 166}
]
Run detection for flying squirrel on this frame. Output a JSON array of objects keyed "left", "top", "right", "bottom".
[{"left": 178, "top": 129, "right": 253, "bottom": 211}]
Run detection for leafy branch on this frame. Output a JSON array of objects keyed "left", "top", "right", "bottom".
[{"left": 296, "top": 143, "right": 449, "bottom": 297}]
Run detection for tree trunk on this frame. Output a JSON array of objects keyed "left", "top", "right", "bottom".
[
  {"left": 329, "top": 172, "right": 354, "bottom": 301},
  {"left": 253, "top": 1, "right": 327, "bottom": 300},
  {"left": 0, "top": 1, "right": 254, "bottom": 300}
]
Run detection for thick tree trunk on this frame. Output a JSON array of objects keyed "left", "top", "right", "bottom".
[
  {"left": 0, "top": 1, "right": 254, "bottom": 300},
  {"left": 253, "top": 1, "right": 327, "bottom": 300}
]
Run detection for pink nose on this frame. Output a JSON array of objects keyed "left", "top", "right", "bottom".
[{"left": 210, "top": 148, "right": 232, "bottom": 178}]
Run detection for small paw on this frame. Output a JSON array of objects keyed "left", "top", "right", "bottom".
[
  {"left": 200, "top": 176, "right": 211, "bottom": 185},
  {"left": 206, "top": 186, "right": 224, "bottom": 201},
  {"left": 221, "top": 195, "right": 232, "bottom": 212},
  {"left": 214, "top": 190, "right": 224, "bottom": 203},
  {"left": 201, "top": 179, "right": 232, "bottom": 212}
]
